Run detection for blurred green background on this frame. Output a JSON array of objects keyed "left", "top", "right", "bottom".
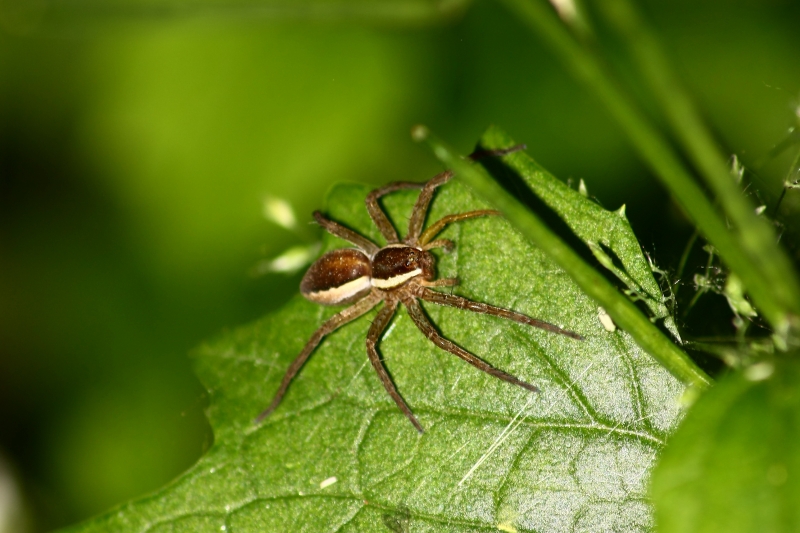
[{"left": 1, "top": 0, "right": 799, "bottom": 530}]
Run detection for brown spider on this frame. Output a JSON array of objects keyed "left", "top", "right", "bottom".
[{"left": 256, "top": 163, "right": 583, "bottom": 432}]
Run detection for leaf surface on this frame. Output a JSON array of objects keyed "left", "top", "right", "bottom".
[
  {"left": 476, "top": 126, "right": 679, "bottom": 339},
  {"left": 61, "top": 137, "right": 684, "bottom": 533},
  {"left": 651, "top": 358, "right": 800, "bottom": 533}
]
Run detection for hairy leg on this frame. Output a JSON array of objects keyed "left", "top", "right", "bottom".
[
  {"left": 421, "top": 238, "right": 454, "bottom": 252},
  {"left": 405, "top": 170, "right": 454, "bottom": 245},
  {"left": 403, "top": 296, "right": 539, "bottom": 393},
  {"left": 417, "top": 210, "right": 500, "bottom": 247},
  {"left": 255, "top": 291, "right": 383, "bottom": 423},
  {"left": 313, "top": 211, "right": 380, "bottom": 256},
  {"left": 365, "top": 182, "right": 425, "bottom": 243},
  {"left": 406, "top": 143, "right": 525, "bottom": 244},
  {"left": 419, "top": 278, "right": 459, "bottom": 288},
  {"left": 365, "top": 297, "right": 424, "bottom": 432},
  {"left": 415, "top": 286, "right": 583, "bottom": 340}
]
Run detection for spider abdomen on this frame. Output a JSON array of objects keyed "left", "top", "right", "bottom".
[
  {"left": 371, "top": 244, "right": 435, "bottom": 289},
  {"left": 301, "top": 249, "right": 372, "bottom": 305}
]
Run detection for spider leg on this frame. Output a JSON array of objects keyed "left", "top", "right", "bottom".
[
  {"left": 420, "top": 278, "right": 459, "bottom": 288},
  {"left": 255, "top": 290, "right": 383, "bottom": 424},
  {"left": 365, "top": 297, "right": 424, "bottom": 433},
  {"left": 417, "top": 210, "right": 501, "bottom": 247},
  {"left": 402, "top": 296, "right": 539, "bottom": 394},
  {"left": 414, "top": 285, "right": 583, "bottom": 340},
  {"left": 405, "top": 170, "right": 454, "bottom": 245},
  {"left": 406, "top": 144, "right": 524, "bottom": 245},
  {"left": 365, "top": 182, "right": 425, "bottom": 243},
  {"left": 313, "top": 211, "right": 380, "bottom": 256},
  {"left": 422, "top": 238, "right": 454, "bottom": 252}
]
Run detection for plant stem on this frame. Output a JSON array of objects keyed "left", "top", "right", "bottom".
[
  {"left": 593, "top": 0, "right": 800, "bottom": 324},
  {"left": 413, "top": 125, "right": 712, "bottom": 391},
  {"left": 496, "top": 0, "right": 798, "bottom": 336}
]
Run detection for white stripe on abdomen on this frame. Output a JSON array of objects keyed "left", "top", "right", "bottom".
[{"left": 306, "top": 275, "right": 372, "bottom": 304}]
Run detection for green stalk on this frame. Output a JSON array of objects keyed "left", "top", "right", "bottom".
[
  {"left": 496, "top": 0, "right": 796, "bottom": 335},
  {"left": 413, "top": 125, "right": 711, "bottom": 391},
  {"left": 594, "top": 0, "right": 800, "bottom": 320}
]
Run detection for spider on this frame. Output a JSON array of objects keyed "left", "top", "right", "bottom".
[{"left": 256, "top": 157, "right": 583, "bottom": 432}]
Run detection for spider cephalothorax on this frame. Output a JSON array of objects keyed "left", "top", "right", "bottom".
[{"left": 257, "top": 158, "right": 582, "bottom": 432}]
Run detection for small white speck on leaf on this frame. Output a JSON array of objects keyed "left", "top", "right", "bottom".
[
  {"left": 319, "top": 476, "right": 338, "bottom": 489},
  {"left": 598, "top": 307, "right": 616, "bottom": 332}
]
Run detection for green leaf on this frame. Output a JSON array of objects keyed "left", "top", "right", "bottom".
[
  {"left": 497, "top": 0, "right": 800, "bottom": 333},
  {"left": 651, "top": 358, "right": 800, "bottom": 533},
  {"left": 475, "top": 126, "right": 679, "bottom": 340},
  {"left": 416, "top": 125, "right": 708, "bottom": 391},
  {"left": 60, "top": 156, "right": 685, "bottom": 532}
]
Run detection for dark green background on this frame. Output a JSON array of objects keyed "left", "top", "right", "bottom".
[{"left": 1, "top": 0, "right": 799, "bottom": 530}]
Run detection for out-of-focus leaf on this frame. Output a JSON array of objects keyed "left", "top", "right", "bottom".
[
  {"left": 651, "top": 357, "right": 800, "bottom": 533},
  {"left": 59, "top": 143, "right": 684, "bottom": 532},
  {"left": 6, "top": 0, "right": 470, "bottom": 29}
]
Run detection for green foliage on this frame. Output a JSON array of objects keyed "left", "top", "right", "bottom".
[
  {"left": 26, "top": 0, "right": 470, "bottom": 26},
  {"left": 651, "top": 357, "right": 800, "bottom": 533},
  {"left": 500, "top": 0, "right": 800, "bottom": 333},
  {"left": 420, "top": 126, "right": 709, "bottom": 391},
  {"left": 6, "top": 0, "right": 800, "bottom": 531},
  {"left": 60, "top": 153, "right": 685, "bottom": 532}
]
